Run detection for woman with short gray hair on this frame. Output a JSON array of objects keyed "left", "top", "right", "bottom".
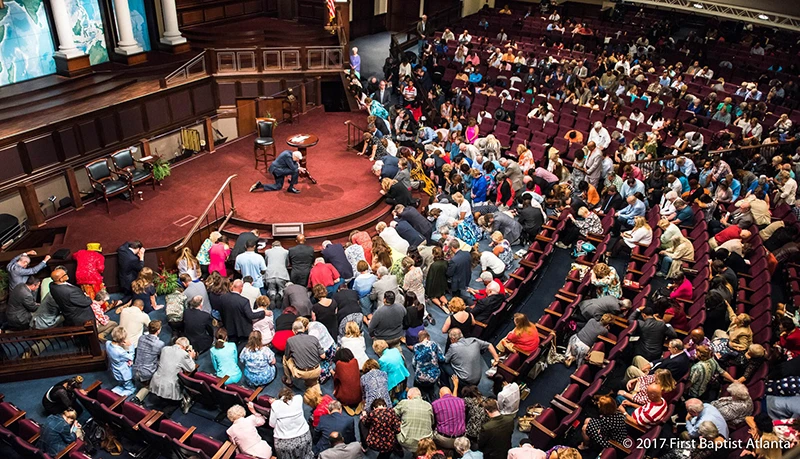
[
  {"left": 227, "top": 402, "right": 272, "bottom": 458},
  {"left": 711, "top": 382, "right": 753, "bottom": 427}
]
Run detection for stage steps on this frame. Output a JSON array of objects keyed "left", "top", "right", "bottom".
[{"left": 0, "top": 73, "right": 120, "bottom": 112}]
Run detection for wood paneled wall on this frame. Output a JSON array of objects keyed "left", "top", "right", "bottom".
[
  {"left": 0, "top": 79, "right": 218, "bottom": 195},
  {"left": 176, "top": 0, "right": 277, "bottom": 27}
]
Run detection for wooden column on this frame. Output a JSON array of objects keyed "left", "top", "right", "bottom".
[
  {"left": 139, "top": 138, "right": 152, "bottom": 158},
  {"left": 300, "top": 80, "right": 308, "bottom": 113},
  {"left": 18, "top": 182, "right": 45, "bottom": 228},
  {"left": 64, "top": 169, "right": 84, "bottom": 210},
  {"left": 203, "top": 117, "right": 216, "bottom": 153},
  {"left": 315, "top": 77, "right": 322, "bottom": 106}
]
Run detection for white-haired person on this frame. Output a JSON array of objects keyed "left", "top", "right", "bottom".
[
  {"left": 227, "top": 403, "right": 272, "bottom": 458},
  {"left": 454, "top": 436, "right": 482, "bottom": 459},
  {"left": 249, "top": 150, "right": 305, "bottom": 194},
  {"left": 711, "top": 381, "right": 753, "bottom": 427},
  {"left": 149, "top": 336, "right": 197, "bottom": 415}
]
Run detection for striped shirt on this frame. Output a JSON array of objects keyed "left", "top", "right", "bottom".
[
  {"left": 431, "top": 394, "right": 466, "bottom": 437},
  {"left": 632, "top": 399, "right": 668, "bottom": 428}
]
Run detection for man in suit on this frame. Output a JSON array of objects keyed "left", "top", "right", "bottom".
[
  {"left": 217, "top": 279, "right": 265, "bottom": 344},
  {"left": 393, "top": 220, "right": 425, "bottom": 249},
  {"left": 49, "top": 267, "right": 94, "bottom": 326},
  {"left": 180, "top": 273, "right": 211, "bottom": 314},
  {"left": 394, "top": 204, "right": 432, "bottom": 240},
  {"left": 597, "top": 185, "right": 625, "bottom": 216},
  {"left": 314, "top": 401, "right": 356, "bottom": 455},
  {"left": 6, "top": 277, "right": 41, "bottom": 330},
  {"left": 498, "top": 158, "right": 525, "bottom": 192},
  {"left": 416, "top": 15, "right": 429, "bottom": 53},
  {"left": 183, "top": 296, "right": 214, "bottom": 354},
  {"left": 368, "top": 267, "right": 403, "bottom": 313},
  {"left": 288, "top": 234, "right": 315, "bottom": 287},
  {"left": 370, "top": 80, "right": 393, "bottom": 106},
  {"left": 479, "top": 399, "right": 515, "bottom": 459},
  {"left": 318, "top": 432, "right": 361, "bottom": 459},
  {"left": 469, "top": 282, "right": 504, "bottom": 323},
  {"left": 117, "top": 241, "right": 145, "bottom": 305},
  {"left": 628, "top": 306, "right": 677, "bottom": 361},
  {"left": 321, "top": 240, "right": 353, "bottom": 282},
  {"left": 250, "top": 150, "right": 305, "bottom": 194},
  {"left": 446, "top": 240, "right": 473, "bottom": 304},
  {"left": 626, "top": 339, "right": 692, "bottom": 382}
]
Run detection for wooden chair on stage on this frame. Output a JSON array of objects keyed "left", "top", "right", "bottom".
[
  {"left": 86, "top": 159, "right": 132, "bottom": 213},
  {"left": 254, "top": 118, "right": 277, "bottom": 170},
  {"left": 110, "top": 148, "right": 155, "bottom": 191}
]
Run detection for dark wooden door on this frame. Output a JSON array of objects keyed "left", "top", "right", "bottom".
[{"left": 387, "top": 0, "right": 419, "bottom": 31}]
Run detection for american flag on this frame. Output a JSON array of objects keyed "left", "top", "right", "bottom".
[{"left": 326, "top": 0, "right": 336, "bottom": 22}]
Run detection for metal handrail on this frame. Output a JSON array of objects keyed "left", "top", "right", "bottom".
[
  {"left": 173, "top": 174, "right": 237, "bottom": 252},
  {"left": 344, "top": 120, "right": 368, "bottom": 150},
  {"left": 160, "top": 51, "right": 208, "bottom": 88}
]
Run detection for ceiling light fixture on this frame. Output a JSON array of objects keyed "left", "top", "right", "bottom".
[
  {"left": 757, "top": 14, "right": 769, "bottom": 20},
  {"left": 693, "top": 3, "right": 704, "bottom": 8}
]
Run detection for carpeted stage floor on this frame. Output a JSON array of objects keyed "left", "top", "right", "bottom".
[{"left": 48, "top": 109, "right": 380, "bottom": 253}]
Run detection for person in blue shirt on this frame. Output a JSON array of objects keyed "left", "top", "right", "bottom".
[
  {"left": 234, "top": 241, "right": 267, "bottom": 290},
  {"left": 106, "top": 326, "right": 136, "bottom": 396},
  {"left": 672, "top": 199, "right": 695, "bottom": 226},
  {"left": 38, "top": 409, "right": 81, "bottom": 456},
  {"left": 210, "top": 328, "right": 243, "bottom": 384},
  {"left": 250, "top": 150, "right": 304, "bottom": 194},
  {"left": 747, "top": 175, "right": 769, "bottom": 194},
  {"left": 613, "top": 195, "right": 645, "bottom": 235},
  {"left": 729, "top": 176, "right": 742, "bottom": 202},
  {"left": 685, "top": 399, "right": 729, "bottom": 439},
  {"left": 417, "top": 126, "right": 437, "bottom": 145},
  {"left": 620, "top": 177, "right": 645, "bottom": 199},
  {"left": 470, "top": 169, "right": 489, "bottom": 205},
  {"left": 677, "top": 173, "right": 690, "bottom": 193}
]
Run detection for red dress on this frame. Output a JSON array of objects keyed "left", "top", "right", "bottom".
[
  {"left": 73, "top": 250, "right": 106, "bottom": 303},
  {"left": 351, "top": 231, "right": 373, "bottom": 265},
  {"left": 334, "top": 359, "right": 363, "bottom": 406}
]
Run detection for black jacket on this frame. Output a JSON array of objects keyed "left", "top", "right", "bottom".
[
  {"left": 470, "top": 293, "right": 504, "bottom": 323},
  {"left": 7, "top": 283, "right": 37, "bottom": 329},
  {"left": 386, "top": 183, "right": 415, "bottom": 207},
  {"left": 217, "top": 292, "right": 264, "bottom": 342},
  {"left": 117, "top": 243, "right": 144, "bottom": 293},
  {"left": 399, "top": 207, "right": 432, "bottom": 239},
  {"left": 633, "top": 314, "right": 677, "bottom": 361},
  {"left": 394, "top": 220, "right": 425, "bottom": 248},
  {"left": 229, "top": 231, "right": 259, "bottom": 262},
  {"left": 50, "top": 282, "right": 94, "bottom": 326},
  {"left": 321, "top": 243, "right": 353, "bottom": 280},
  {"left": 447, "top": 250, "right": 472, "bottom": 292},
  {"left": 599, "top": 193, "right": 625, "bottom": 214},
  {"left": 518, "top": 206, "right": 545, "bottom": 234},
  {"left": 288, "top": 244, "right": 315, "bottom": 286},
  {"left": 183, "top": 308, "right": 214, "bottom": 353},
  {"left": 650, "top": 351, "right": 692, "bottom": 381}
]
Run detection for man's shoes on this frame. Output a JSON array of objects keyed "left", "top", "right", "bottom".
[
  {"left": 249, "top": 182, "right": 262, "bottom": 193},
  {"left": 287, "top": 187, "right": 300, "bottom": 194}
]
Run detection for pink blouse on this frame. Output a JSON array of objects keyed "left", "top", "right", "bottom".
[
  {"left": 208, "top": 243, "right": 231, "bottom": 277},
  {"left": 466, "top": 126, "right": 479, "bottom": 144},
  {"left": 227, "top": 415, "right": 272, "bottom": 458}
]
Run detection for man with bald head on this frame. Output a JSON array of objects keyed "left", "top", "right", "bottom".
[
  {"left": 217, "top": 279, "right": 264, "bottom": 344},
  {"left": 685, "top": 328, "right": 710, "bottom": 360},
  {"left": 288, "top": 234, "right": 315, "bottom": 286},
  {"left": 621, "top": 383, "right": 668, "bottom": 429},
  {"left": 49, "top": 267, "right": 94, "bottom": 326},
  {"left": 431, "top": 386, "right": 466, "bottom": 449}
]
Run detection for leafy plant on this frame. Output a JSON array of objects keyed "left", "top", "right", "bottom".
[
  {"left": 153, "top": 156, "right": 171, "bottom": 181},
  {"left": 154, "top": 262, "right": 179, "bottom": 295},
  {"left": 0, "top": 269, "right": 8, "bottom": 296}
]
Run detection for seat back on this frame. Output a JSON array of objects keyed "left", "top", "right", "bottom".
[
  {"left": 256, "top": 118, "right": 274, "bottom": 138},
  {"left": 189, "top": 434, "right": 223, "bottom": 458},
  {"left": 86, "top": 160, "right": 112, "bottom": 181},
  {"left": 210, "top": 385, "right": 247, "bottom": 414},
  {"left": 178, "top": 373, "right": 217, "bottom": 408},
  {"left": 111, "top": 149, "right": 135, "bottom": 170}
]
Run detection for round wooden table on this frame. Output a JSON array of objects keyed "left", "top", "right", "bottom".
[{"left": 286, "top": 134, "right": 319, "bottom": 184}]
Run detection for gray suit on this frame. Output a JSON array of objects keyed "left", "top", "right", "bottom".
[
  {"left": 184, "top": 280, "right": 211, "bottom": 314},
  {"left": 584, "top": 149, "right": 604, "bottom": 187},
  {"left": 368, "top": 275, "right": 403, "bottom": 304},
  {"left": 504, "top": 161, "right": 525, "bottom": 191},
  {"left": 7, "top": 283, "right": 38, "bottom": 329},
  {"left": 319, "top": 442, "right": 363, "bottom": 459}
]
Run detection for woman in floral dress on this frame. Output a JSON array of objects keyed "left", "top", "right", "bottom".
[{"left": 239, "top": 330, "right": 276, "bottom": 387}]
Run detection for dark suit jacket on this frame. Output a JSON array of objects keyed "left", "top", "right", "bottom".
[
  {"left": 269, "top": 150, "right": 299, "bottom": 176},
  {"left": 470, "top": 293, "right": 504, "bottom": 323},
  {"left": 447, "top": 250, "right": 472, "bottom": 292},
  {"left": 229, "top": 232, "right": 259, "bottom": 262},
  {"left": 218, "top": 292, "right": 264, "bottom": 342},
  {"left": 117, "top": 243, "right": 144, "bottom": 293},
  {"left": 50, "top": 282, "right": 94, "bottom": 326},
  {"left": 651, "top": 351, "right": 692, "bottom": 381},
  {"left": 288, "top": 244, "right": 315, "bottom": 286},
  {"left": 600, "top": 193, "right": 625, "bottom": 213},
  {"left": 371, "top": 88, "right": 393, "bottom": 106},
  {"left": 183, "top": 308, "right": 214, "bottom": 353},
  {"left": 399, "top": 207, "right": 432, "bottom": 239},
  {"left": 7, "top": 283, "right": 37, "bottom": 329},
  {"left": 478, "top": 413, "right": 515, "bottom": 459},
  {"left": 313, "top": 412, "right": 356, "bottom": 454},
  {"left": 634, "top": 315, "right": 678, "bottom": 361},
  {"left": 394, "top": 220, "right": 425, "bottom": 248},
  {"left": 322, "top": 244, "right": 353, "bottom": 280}
]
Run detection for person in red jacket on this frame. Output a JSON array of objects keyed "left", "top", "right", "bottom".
[
  {"left": 779, "top": 316, "right": 800, "bottom": 360},
  {"left": 72, "top": 243, "right": 117, "bottom": 311}
]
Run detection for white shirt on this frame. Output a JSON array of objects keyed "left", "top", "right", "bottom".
[
  {"left": 480, "top": 251, "right": 506, "bottom": 274},
  {"left": 617, "top": 120, "right": 631, "bottom": 132},
  {"left": 630, "top": 112, "right": 645, "bottom": 123},
  {"left": 456, "top": 200, "right": 472, "bottom": 219},
  {"left": 380, "top": 227, "right": 409, "bottom": 256},
  {"left": 623, "top": 226, "right": 653, "bottom": 248},
  {"left": 119, "top": 307, "right": 151, "bottom": 347},
  {"left": 588, "top": 127, "right": 611, "bottom": 150},
  {"left": 242, "top": 282, "right": 260, "bottom": 309},
  {"left": 269, "top": 394, "right": 309, "bottom": 439},
  {"left": 498, "top": 382, "right": 520, "bottom": 415},
  {"left": 340, "top": 336, "right": 369, "bottom": 367}
]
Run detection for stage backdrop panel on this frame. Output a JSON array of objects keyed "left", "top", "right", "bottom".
[
  {"left": 0, "top": 0, "right": 57, "bottom": 86},
  {"left": 65, "top": 0, "right": 110, "bottom": 64}
]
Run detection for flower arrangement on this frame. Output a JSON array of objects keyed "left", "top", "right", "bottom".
[{"left": 153, "top": 260, "right": 179, "bottom": 295}]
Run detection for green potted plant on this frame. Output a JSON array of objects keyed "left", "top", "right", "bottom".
[
  {"left": 0, "top": 269, "right": 8, "bottom": 303},
  {"left": 153, "top": 263, "right": 179, "bottom": 295},
  {"left": 152, "top": 154, "right": 171, "bottom": 182}
]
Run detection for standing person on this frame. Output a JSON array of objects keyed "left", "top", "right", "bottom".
[
  {"left": 394, "top": 387, "right": 434, "bottom": 453},
  {"left": 264, "top": 240, "right": 290, "bottom": 303},
  {"left": 49, "top": 268, "right": 94, "bottom": 326},
  {"left": 117, "top": 241, "right": 145, "bottom": 306},
  {"left": 226, "top": 403, "right": 272, "bottom": 458},
  {"left": 417, "top": 15, "right": 430, "bottom": 52},
  {"left": 447, "top": 240, "right": 473, "bottom": 304},
  {"left": 210, "top": 328, "right": 243, "bottom": 384},
  {"left": 288, "top": 234, "right": 315, "bottom": 287},
  {"left": 197, "top": 231, "right": 221, "bottom": 279},
  {"left": 235, "top": 240, "right": 266, "bottom": 290},
  {"left": 269, "top": 387, "right": 314, "bottom": 459},
  {"left": 218, "top": 280, "right": 265, "bottom": 344},
  {"left": 132, "top": 320, "right": 165, "bottom": 402},
  {"left": 479, "top": 399, "right": 515, "bottom": 459},
  {"left": 426, "top": 247, "right": 449, "bottom": 312},
  {"left": 72, "top": 243, "right": 113, "bottom": 308},
  {"left": 106, "top": 326, "right": 135, "bottom": 396},
  {"left": 250, "top": 150, "right": 306, "bottom": 194},
  {"left": 149, "top": 337, "right": 197, "bottom": 415},
  {"left": 6, "top": 250, "right": 49, "bottom": 290},
  {"left": 209, "top": 236, "right": 231, "bottom": 277},
  {"left": 239, "top": 330, "right": 277, "bottom": 387}
]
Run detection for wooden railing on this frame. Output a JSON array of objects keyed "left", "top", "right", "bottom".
[
  {"left": 159, "top": 51, "right": 209, "bottom": 88},
  {"left": 344, "top": 120, "right": 368, "bottom": 151},
  {"left": 0, "top": 322, "right": 106, "bottom": 382},
  {"left": 173, "top": 174, "right": 237, "bottom": 252}
]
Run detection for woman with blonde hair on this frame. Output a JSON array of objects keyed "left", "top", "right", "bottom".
[
  {"left": 498, "top": 313, "right": 539, "bottom": 356},
  {"left": 591, "top": 263, "right": 622, "bottom": 298},
  {"left": 517, "top": 144, "right": 534, "bottom": 173},
  {"left": 176, "top": 247, "right": 201, "bottom": 281},
  {"left": 340, "top": 321, "right": 369, "bottom": 367},
  {"left": 614, "top": 215, "right": 653, "bottom": 258},
  {"left": 711, "top": 303, "right": 753, "bottom": 364},
  {"left": 490, "top": 231, "right": 513, "bottom": 266},
  {"left": 131, "top": 267, "right": 162, "bottom": 313},
  {"left": 618, "top": 368, "right": 676, "bottom": 410},
  {"left": 196, "top": 230, "right": 221, "bottom": 279},
  {"left": 381, "top": 177, "right": 414, "bottom": 207},
  {"left": 373, "top": 339, "right": 409, "bottom": 400}
]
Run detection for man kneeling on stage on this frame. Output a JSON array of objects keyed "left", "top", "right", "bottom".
[{"left": 250, "top": 150, "right": 306, "bottom": 194}]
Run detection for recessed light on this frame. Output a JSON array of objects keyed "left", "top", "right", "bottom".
[
  {"left": 693, "top": 3, "right": 704, "bottom": 8},
  {"left": 758, "top": 14, "right": 769, "bottom": 20}
]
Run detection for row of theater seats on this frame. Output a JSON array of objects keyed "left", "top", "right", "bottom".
[
  {"left": 0, "top": 393, "right": 87, "bottom": 459},
  {"left": 492, "top": 200, "right": 771, "bottom": 459}
]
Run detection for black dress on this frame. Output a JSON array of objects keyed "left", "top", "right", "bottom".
[
  {"left": 425, "top": 260, "right": 448, "bottom": 298},
  {"left": 449, "top": 312, "right": 474, "bottom": 338},
  {"left": 312, "top": 299, "right": 339, "bottom": 339}
]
